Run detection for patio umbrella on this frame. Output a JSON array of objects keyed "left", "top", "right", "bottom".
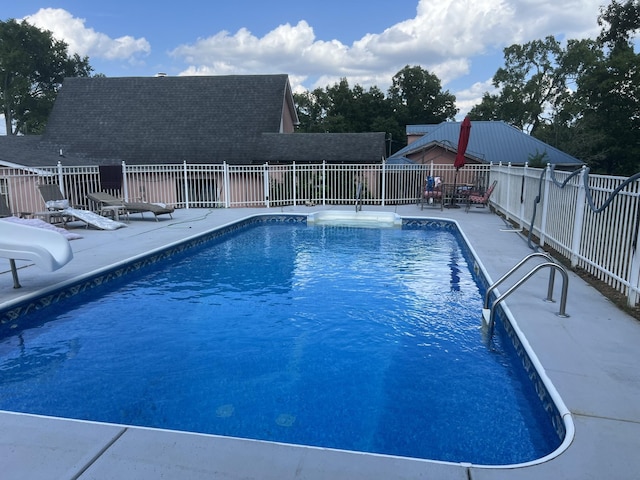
[
  {"left": 447, "top": 116, "right": 472, "bottom": 207},
  {"left": 455, "top": 116, "right": 471, "bottom": 170}
]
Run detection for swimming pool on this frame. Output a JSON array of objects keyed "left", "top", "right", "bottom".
[{"left": 0, "top": 214, "right": 567, "bottom": 466}]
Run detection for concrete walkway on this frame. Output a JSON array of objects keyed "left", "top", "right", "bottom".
[{"left": 1, "top": 205, "right": 639, "bottom": 479}]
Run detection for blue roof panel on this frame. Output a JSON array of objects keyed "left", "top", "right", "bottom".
[{"left": 395, "top": 121, "right": 583, "bottom": 166}]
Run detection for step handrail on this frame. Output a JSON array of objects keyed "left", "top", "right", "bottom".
[
  {"left": 483, "top": 252, "right": 557, "bottom": 310},
  {"left": 485, "top": 261, "right": 570, "bottom": 340}
]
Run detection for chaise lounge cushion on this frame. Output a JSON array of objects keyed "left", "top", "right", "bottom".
[
  {"left": 87, "top": 192, "right": 174, "bottom": 221},
  {"left": 119, "top": 201, "right": 174, "bottom": 216}
]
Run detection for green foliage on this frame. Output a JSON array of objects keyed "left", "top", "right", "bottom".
[
  {"left": 470, "top": 1, "right": 640, "bottom": 175},
  {"left": 388, "top": 65, "right": 458, "bottom": 126},
  {"left": 469, "top": 36, "right": 570, "bottom": 135},
  {"left": 598, "top": 0, "right": 640, "bottom": 50},
  {"left": 0, "top": 18, "right": 93, "bottom": 135},
  {"left": 527, "top": 151, "right": 549, "bottom": 168},
  {"left": 293, "top": 65, "right": 457, "bottom": 155}
]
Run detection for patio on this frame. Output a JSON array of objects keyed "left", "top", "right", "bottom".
[{"left": 1, "top": 205, "right": 639, "bottom": 479}]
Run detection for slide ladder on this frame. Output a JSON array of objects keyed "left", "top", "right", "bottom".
[{"left": 483, "top": 252, "right": 569, "bottom": 340}]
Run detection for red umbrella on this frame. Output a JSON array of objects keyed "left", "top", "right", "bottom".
[
  {"left": 454, "top": 116, "right": 471, "bottom": 170},
  {"left": 446, "top": 116, "right": 471, "bottom": 208}
]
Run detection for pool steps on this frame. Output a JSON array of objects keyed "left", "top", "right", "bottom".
[
  {"left": 483, "top": 252, "right": 570, "bottom": 339},
  {"left": 307, "top": 210, "right": 403, "bottom": 227}
]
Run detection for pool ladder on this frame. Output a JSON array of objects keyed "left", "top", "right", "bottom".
[
  {"left": 483, "top": 252, "right": 570, "bottom": 340},
  {"left": 355, "top": 182, "right": 363, "bottom": 212}
]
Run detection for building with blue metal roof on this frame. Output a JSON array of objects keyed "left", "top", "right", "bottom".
[{"left": 393, "top": 120, "right": 584, "bottom": 168}]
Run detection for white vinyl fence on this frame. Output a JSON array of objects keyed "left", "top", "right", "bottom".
[
  {"left": 2, "top": 160, "right": 640, "bottom": 307},
  {"left": 491, "top": 163, "right": 640, "bottom": 307}
]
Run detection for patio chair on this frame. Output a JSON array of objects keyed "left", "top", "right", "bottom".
[
  {"left": 37, "top": 184, "right": 126, "bottom": 230},
  {"left": 420, "top": 176, "right": 443, "bottom": 210},
  {"left": 87, "top": 192, "right": 174, "bottom": 221},
  {"left": 465, "top": 180, "right": 497, "bottom": 212}
]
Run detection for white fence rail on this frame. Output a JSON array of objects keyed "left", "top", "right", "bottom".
[
  {"left": 492, "top": 163, "right": 640, "bottom": 308},
  {"left": 2, "top": 161, "right": 640, "bottom": 307}
]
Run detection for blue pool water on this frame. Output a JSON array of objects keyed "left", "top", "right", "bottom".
[{"left": 0, "top": 221, "right": 561, "bottom": 465}]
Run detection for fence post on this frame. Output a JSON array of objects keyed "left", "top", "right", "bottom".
[
  {"left": 381, "top": 162, "right": 386, "bottom": 206},
  {"left": 292, "top": 161, "right": 297, "bottom": 207},
  {"left": 223, "top": 161, "right": 230, "bottom": 208},
  {"left": 628, "top": 206, "right": 640, "bottom": 307},
  {"left": 121, "top": 161, "right": 129, "bottom": 202},
  {"left": 506, "top": 162, "right": 513, "bottom": 222},
  {"left": 322, "top": 161, "right": 326, "bottom": 205},
  {"left": 518, "top": 163, "right": 528, "bottom": 230},
  {"left": 538, "top": 164, "right": 552, "bottom": 248},
  {"left": 182, "top": 161, "right": 190, "bottom": 209},
  {"left": 264, "top": 163, "right": 270, "bottom": 208},
  {"left": 496, "top": 162, "right": 505, "bottom": 217},
  {"left": 57, "top": 161, "right": 64, "bottom": 196},
  {"left": 570, "top": 166, "right": 587, "bottom": 267}
]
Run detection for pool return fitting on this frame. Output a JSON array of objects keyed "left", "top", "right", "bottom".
[{"left": 483, "top": 252, "right": 569, "bottom": 340}]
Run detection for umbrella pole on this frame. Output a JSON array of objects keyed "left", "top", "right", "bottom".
[{"left": 446, "top": 169, "right": 461, "bottom": 208}]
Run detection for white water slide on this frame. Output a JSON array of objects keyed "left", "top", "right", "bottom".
[{"left": 0, "top": 220, "right": 73, "bottom": 288}]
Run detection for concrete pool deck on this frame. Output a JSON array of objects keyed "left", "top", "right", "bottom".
[{"left": 1, "top": 205, "right": 639, "bottom": 479}]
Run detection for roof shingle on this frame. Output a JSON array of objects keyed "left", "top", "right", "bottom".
[{"left": 42, "top": 75, "right": 294, "bottom": 165}]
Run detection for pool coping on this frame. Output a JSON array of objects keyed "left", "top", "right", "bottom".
[
  {"left": 1, "top": 206, "right": 639, "bottom": 479},
  {"left": 0, "top": 212, "right": 572, "bottom": 468}
]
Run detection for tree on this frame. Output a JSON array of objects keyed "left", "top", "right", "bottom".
[
  {"left": 294, "top": 88, "right": 331, "bottom": 133},
  {"left": 528, "top": 39, "right": 603, "bottom": 155},
  {"left": 387, "top": 65, "right": 457, "bottom": 126},
  {"left": 293, "top": 66, "right": 456, "bottom": 154},
  {"left": 468, "top": 36, "right": 572, "bottom": 135},
  {"left": 570, "top": 1, "right": 640, "bottom": 174},
  {"left": 597, "top": 0, "right": 640, "bottom": 49},
  {"left": 468, "top": 1, "right": 640, "bottom": 175},
  {"left": 0, "top": 19, "right": 93, "bottom": 135}
]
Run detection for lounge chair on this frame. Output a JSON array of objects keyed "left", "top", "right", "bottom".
[
  {"left": 87, "top": 192, "right": 174, "bottom": 221},
  {"left": 465, "top": 180, "right": 497, "bottom": 212},
  {"left": 37, "top": 184, "right": 126, "bottom": 230},
  {"left": 0, "top": 194, "right": 82, "bottom": 240},
  {"left": 420, "top": 176, "right": 443, "bottom": 210}
]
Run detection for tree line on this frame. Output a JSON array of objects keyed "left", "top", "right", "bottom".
[
  {"left": 468, "top": 0, "right": 639, "bottom": 175},
  {"left": 1, "top": 1, "right": 638, "bottom": 175},
  {"left": 294, "top": 0, "right": 639, "bottom": 175}
]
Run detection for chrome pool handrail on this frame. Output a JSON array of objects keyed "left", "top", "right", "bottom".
[
  {"left": 483, "top": 252, "right": 557, "bottom": 310},
  {"left": 484, "top": 255, "right": 570, "bottom": 340}
]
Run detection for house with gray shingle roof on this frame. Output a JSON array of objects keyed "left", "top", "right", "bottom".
[
  {"left": 394, "top": 120, "right": 584, "bottom": 168},
  {"left": 0, "top": 75, "right": 386, "bottom": 168}
]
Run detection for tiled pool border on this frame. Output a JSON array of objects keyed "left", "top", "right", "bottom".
[{"left": 0, "top": 213, "right": 567, "bottom": 464}]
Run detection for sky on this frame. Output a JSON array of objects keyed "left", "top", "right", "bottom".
[{"left": 3, "top": 0, "right": 609, "bottom": 128}]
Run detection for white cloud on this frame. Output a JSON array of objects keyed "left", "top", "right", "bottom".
[
  {"left": 510, "top": 0, "right": 603, "bottom": 42},
  {"left": 18, "top": 1, "right": 607, "bottom": 115},
  {"left": 454, "top": 79, "right": 499, "bottom": 119},
  {"left": 23, "top": 8, "right": 150, "bottom": 61},
  {"left": 169, "top": 0, "right": 603, "bottom": 100}
]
